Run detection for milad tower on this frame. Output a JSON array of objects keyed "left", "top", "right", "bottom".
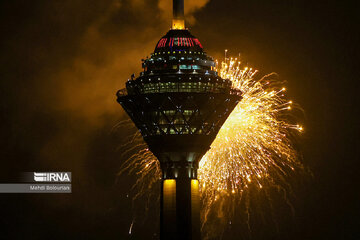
[{"left": 116, "top": 0, "right": 242, "bottom": 239}]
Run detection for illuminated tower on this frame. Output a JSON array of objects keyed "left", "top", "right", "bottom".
[{"left": 116, "top": 0, "right": 241, "bottom": 239}]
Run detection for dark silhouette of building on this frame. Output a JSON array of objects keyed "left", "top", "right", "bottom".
[{"left": 116, "top": 0, "right": 242, "bottom": 239}]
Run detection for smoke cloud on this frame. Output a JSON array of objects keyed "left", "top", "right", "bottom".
[{"left": 39, "top": 0, "right": 209, "bottom": 127}]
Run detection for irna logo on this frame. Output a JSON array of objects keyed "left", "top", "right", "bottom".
[{"left": 34, "top": 172, "right": 71, "bottom": 182}]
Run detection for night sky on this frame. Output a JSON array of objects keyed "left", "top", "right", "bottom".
[{"left": 0, "top": 0, "right": 358, "bottom": 239}]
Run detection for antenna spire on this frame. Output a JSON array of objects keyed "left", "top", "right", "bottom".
[{"left": 172, "top": 0, "right": 185, "bottom": 29}]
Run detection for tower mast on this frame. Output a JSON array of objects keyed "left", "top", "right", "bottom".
[{"left": 172, "top": 0, "right": 185, "bottom": 29}]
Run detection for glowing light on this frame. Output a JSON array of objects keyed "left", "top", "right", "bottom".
[{"left": 172, "top": 19, "right": 185, "bottom": 30}]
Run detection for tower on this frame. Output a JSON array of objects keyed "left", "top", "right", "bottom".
[{"left": 116, "top": 1, "right": 242, "bottom": 239}]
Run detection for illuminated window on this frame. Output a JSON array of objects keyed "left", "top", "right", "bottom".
[
  {"left": 180, "top": 65, "right": 191, "bottom": 70},
  {"left": 192, "top": 65, "right": 201, "bottom": 70}
]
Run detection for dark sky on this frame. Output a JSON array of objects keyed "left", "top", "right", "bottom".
[{"left": 0, "top": 0, "right": 358, "bottom": 239}]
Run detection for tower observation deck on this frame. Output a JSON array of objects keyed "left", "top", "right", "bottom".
[{"left": 116, "top": 1, "right": 242, "bottom": 239}]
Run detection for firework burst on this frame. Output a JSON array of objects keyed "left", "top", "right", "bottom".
[{"left": 198, "top": 56, "right": 304, "bottom": 237}]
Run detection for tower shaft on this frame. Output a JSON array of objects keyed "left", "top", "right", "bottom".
[{"left": 161, "top": 178, "right": 200, "bottom": 240}]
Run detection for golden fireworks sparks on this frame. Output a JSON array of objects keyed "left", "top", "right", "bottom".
[
  {"left": 200, "top": 57, "right": 303, "bottom": 193},
  {"left": 198, "top": 57, "right": 303, "bottom": 232}
]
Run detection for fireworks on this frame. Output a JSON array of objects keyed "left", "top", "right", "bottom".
[
  {"left": 200, "top": 56, "right": 302, "bottom": 197},
  {"left": 198, "top": 56, "right": 303, "bottom": 235},
  {"left": 118, "top": 53, "right": 304, "bottom": 237}
]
